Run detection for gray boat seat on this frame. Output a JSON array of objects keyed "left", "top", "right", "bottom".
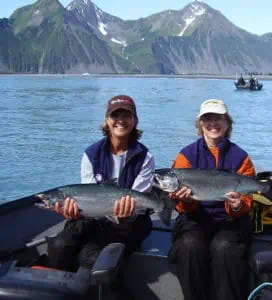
[
  {"left": 250, "top": 234, "right": 272, "bottom": 285},
  {"left": 0, "top": 243, "right": 125, "bottom": 300},
  {"left": 123, "top": 221, "right": 184, "bottom": 300},
  {"left": 250, "top": 251, "right": 272, "bottom": 283}
]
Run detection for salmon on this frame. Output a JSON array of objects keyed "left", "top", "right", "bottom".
[
  {"left": 153, "top": 168, "right": 271, "bottom": 201},
  {"left": 34, "top": 183, "right": 175, "bottom": 225}
]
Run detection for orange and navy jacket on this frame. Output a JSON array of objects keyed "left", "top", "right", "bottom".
[{"left": 173, "top": 138, "right": 255, "bottom": 221}]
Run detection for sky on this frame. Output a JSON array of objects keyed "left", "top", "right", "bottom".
[{"left": 0, "top": 0, "right": 271, "bottom": 35}]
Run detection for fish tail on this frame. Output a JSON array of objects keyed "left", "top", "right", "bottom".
[
  {"left": 256, "top": 171, "right": 272, "bottom": 182},
  {"left": 255, "top": 172, "right": 272, "bottom": 199}
]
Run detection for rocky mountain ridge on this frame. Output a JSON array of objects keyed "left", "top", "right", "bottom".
[{"left": 1, "top": 0, "right": 271, "bottom": 74}]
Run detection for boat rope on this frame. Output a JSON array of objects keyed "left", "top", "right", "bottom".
[{"left": 248, "top": 282, "right": 272, "bottom": 300}]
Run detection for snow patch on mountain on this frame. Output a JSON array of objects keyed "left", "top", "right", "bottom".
[
  {"left": 95, "top": 5, "right": 108, "bottom": 35},
  {"left": 98, "top": 22, "right": 107, "bottom": 35},
  {"left": 111, "top": 38, "right": 127, "bottom": 46},
  {"left": 178, "top": 3, "right": 206, "bottom": 36}
]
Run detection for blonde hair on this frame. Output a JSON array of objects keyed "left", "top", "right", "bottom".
[{"left": 195, "top": 113, "right": 233, "bottom": 138}]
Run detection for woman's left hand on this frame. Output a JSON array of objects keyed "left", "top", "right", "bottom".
[
  {"left": 113, "top": 195, "right": 135, "bottom": 218},
  {"left": 225, "top": 191, "right": 242, "bottom": 210}
]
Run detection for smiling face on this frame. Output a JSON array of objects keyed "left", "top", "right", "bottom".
[
  {"left": 200, "top": 113, "right": 229, "bottom": 145},
  {"left": 106, "top": 109, "right": 137, "bottom": 140}
]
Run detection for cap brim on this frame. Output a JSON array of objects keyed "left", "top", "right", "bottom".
[
  {"left": 198, "top": 108, "right": 227, "bottom": 118},
  {"left": 107, "top": 106, "right": 136, "bottom": 116}
]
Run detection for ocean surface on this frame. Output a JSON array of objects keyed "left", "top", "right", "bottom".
[{"left": 1, "top": 75, "right": 272, "bottom": 204}]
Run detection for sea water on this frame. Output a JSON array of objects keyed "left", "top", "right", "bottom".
[{"left": 1, "top": 75, "right": 272, "bottom": 203}]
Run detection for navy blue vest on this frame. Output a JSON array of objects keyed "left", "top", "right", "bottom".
[
  {"left": 181, "top": 138, "right": 248, "bottom": 222},
  {"left": 84, "top": 137, "right": 148, "bottom": 189}
]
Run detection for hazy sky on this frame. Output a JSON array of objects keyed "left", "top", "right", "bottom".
[{"left": 1, "top": 0, "right": 271, "bottom": 35}]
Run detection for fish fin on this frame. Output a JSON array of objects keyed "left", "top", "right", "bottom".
[
  {"left": 145, "top": 208, "right": 155, "bottom": 215},
  {"left": 134, "top": 208, "right": 155, "bottom": 215},
  {"left": 105, "top": 215, "right": 119, "bottom": 224},
  {"left": 157, "top": 206, "right": 172, "bottom": 227},
  {"left": 100, "top": 179, "right": 119, "bottom": 187}
]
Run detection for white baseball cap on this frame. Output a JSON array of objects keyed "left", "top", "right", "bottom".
[{"left": 198, "top": 99, "right": 228, "bottom": 118}]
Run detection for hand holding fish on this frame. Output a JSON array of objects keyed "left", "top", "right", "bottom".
[
  {"left": 34, "top": 183, "right": 174, "bottom": 226},
  {"left": 55, "top": 197, "right": 80, "bottom": 219},
  {"left": 55, "top": 195, "right": 135, "bottom": 220},
  {"left": 225, "top": 191, "right": 242, "bottom": 211},
  {"left": 169, "top": 186, "right": 193, "bottom": 204},
  {"left": 113, "top": 196, "right": 135, "bottom": 218}
]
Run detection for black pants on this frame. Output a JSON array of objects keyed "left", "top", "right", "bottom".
[
  {"left": 47, "top": 214, "right": 152, "bottom": 272},
  {"left": 168, "top": 215, "right": 252, "bottom": 300}
]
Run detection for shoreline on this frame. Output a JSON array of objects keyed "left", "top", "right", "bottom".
[{"left": 1, "top": 73, "right": 272, "bottom": 81}]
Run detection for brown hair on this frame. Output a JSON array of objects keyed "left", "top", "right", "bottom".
[{"left": 195, "top": 113, "right": 233, "bottom": 138}]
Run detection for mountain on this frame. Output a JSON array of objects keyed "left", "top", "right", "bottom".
[
  {"left": 120, "top": 2, "right": 272, "bottom": 74},
  {"left": 1, "top": 0, "right": 272, "bottom": 74},
  {"left": 7, "top": 0, "right": 125, "bottom": 74},
  {"left": 0, "top": 19, "right": 23, "bottom": 73}
]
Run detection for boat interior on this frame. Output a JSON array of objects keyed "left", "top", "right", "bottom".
[{"left": 0, "top": 196, "right": 271, "bottom": 300}]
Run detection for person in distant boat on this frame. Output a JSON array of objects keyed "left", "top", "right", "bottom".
[
  {"left": 249, "top": 76, "right": 256, "bottom": 89},
  {"left": 47, "top": 95, "right": 155, "bottom": 273},
  {"left": 237, "top": 74, "right": 245, "bottom": 85},
  {"left": 167, "top": 99, "right": 255, "bottom": 300}
]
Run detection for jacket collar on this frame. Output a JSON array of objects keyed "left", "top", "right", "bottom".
[
  {"left": 200, "top": 137, "right": 230, "bottom": 152},
  {"left": 101, "top": 137, "right": 143, "bottom": 162}
]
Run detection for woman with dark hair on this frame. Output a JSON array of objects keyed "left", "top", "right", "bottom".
[
  {"left": 47, "top": 95, "right": 154, "bottom": 272},
  {"left": 168, "top": 99, "right": 255, "bottom": 300}
]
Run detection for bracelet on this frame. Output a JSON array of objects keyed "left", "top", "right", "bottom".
[{"left": 231, "top": 203, "right": 242, "bottom": 212}]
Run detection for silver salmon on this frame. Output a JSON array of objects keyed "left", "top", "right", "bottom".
[
  {"left": 34, "top": 183, "right": 174, "bottom": 225},
  {"left": 153, "top": 168, "right": 271, "bottom": 201}
]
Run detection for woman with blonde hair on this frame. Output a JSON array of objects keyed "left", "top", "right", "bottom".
[{"left": 168, "top": 99, "right": 255, "bottom": 300}]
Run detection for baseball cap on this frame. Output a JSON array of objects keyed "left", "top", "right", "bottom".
[
  {"left": 198, "top": 99, "right": 228, "bottom": 118},
  {"left": 106, "top": 95, "right": 137, "bottom": 117}
]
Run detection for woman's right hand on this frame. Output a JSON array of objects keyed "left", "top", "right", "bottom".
[
  {"left": 55, "top": 197, "right": 81, "bottom": 219},
  {"left": 169, "top": 186, "right": 193, "bottom": 203}
]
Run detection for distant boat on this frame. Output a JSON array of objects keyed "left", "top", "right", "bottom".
[{"left": 234, "top": 76, "right": 263, "bottom": 90}]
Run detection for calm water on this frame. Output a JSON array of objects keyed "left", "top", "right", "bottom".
[{"left": 1, "top": 75, "right": 272, "bottom": 203}]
